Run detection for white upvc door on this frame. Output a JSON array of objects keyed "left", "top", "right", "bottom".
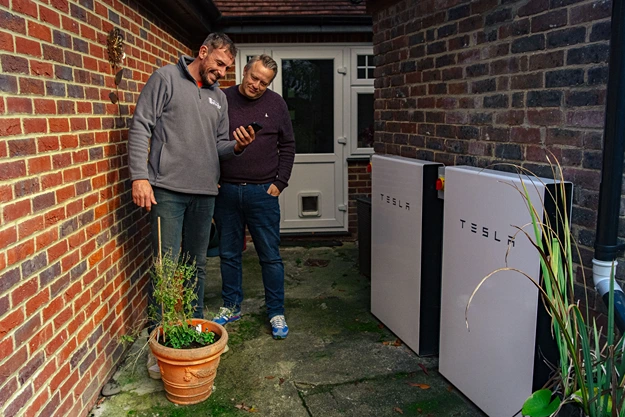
[{"left": 271, "top": 49, "right": 347, "bottom": 232}]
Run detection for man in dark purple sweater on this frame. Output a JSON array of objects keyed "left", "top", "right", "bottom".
[{"left": 212, "top": 55, "right": 295, "bottom": 339}]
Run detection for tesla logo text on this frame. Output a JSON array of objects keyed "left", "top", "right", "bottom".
[
  {"left": 379, "top": 194, "right": 410, "bottom": 211},
  {"left": 460, "top": 219, "right": 515, "bottom": 247}
]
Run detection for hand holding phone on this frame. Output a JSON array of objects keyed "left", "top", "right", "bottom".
[
  {"left": 249, "top": 122, "right": 263, "bottom": 133},
  {"left": 233, "top": 123, "right": 257, "bottom": 153}
]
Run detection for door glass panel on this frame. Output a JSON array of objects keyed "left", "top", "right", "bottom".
[
  {"left": 357, "top": 92, "right": 374, "bottom": 148},
  {"left": 282, "top": 59, "right": 334, "bottom": 154}
]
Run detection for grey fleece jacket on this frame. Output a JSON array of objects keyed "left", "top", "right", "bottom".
[{"left": 128, "top": 55, "right": 236, "bottom": 195}]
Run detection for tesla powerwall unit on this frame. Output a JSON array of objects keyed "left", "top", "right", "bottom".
[
  {"left": 371, "top": 154, "right": 443, "bottom": 356},
  {"left": 438, "top": 166, "right": 572, "bottom": 417}
]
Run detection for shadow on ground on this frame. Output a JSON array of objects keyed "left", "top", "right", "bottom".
[{"left": 90, "top": 242, "right": 486, "bottom": 417}]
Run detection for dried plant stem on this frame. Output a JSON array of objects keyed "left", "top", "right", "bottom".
[
  {"left": 157, "top": 217, "right": 162, "bottom": 266},
  {"left": 157, "top": 216, "right": 164, "bottom": 344}
]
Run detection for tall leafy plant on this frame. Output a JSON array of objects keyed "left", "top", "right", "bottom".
[
  {"left": 467, "top": 160, "right": 625, "bottom": 417},
  {"left": 149, "top": 218, "right": 215, "bottom": 349}
]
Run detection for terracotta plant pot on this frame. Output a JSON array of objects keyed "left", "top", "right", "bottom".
[{"left": 149, "top": 319, "right": 228, "bottom": 405}]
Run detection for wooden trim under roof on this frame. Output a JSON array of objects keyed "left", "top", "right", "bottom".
[{"left": 212, "top": 0, "right": 368, "bottom": 16}]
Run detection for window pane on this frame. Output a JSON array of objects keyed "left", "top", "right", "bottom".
[
  {"left": 357, "top": 93, "right": 374, "bottom": 148},
  {"left": 282, "top": 59, "right": 334, "bottom": 154},
  {"left": 356, "top": 54, "right": 375, "bottom": 79}
]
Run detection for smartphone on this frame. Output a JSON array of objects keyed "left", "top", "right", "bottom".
[{"left": 249, "top": 122, "right": 263, "bottom": 133}]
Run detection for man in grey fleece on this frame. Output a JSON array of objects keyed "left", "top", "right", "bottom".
[{"left": 128, "top": 33, "right": 254, "bottom": 363}]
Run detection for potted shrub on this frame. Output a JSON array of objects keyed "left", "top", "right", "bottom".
[
  {"left": 467, "top": 161, "right": 624, "bottom": 417},
  {"left": 148, "top": 220, "right": 228, "bottom": 405}
]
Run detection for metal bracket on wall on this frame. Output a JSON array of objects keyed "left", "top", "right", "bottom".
[
  {"left": 337, "top": 67, "right": 347, "bottom": 74},
  {"left": 337, "top": 136, "right": 347, "bottom": 145}
]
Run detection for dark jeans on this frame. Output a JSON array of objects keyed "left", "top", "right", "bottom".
[
  {"left": 213, "top": 182, "right": 284, "bottom": 319},
  {"left": 148, "top": 186, "right": 215, "bottom": 327}
]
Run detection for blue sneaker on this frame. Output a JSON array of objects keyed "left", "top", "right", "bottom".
[
  {"left": 213, "top": 307, "right": 241, "bottom": 326},
  {"left": 270, "top": 315, "right": 289, "bottom": 339}
]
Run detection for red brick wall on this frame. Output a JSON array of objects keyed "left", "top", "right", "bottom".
[
  {"left": 370, "top": 0, "right": 619, "bottom": 295},
  {"left": 0, "top": 1, "right": 191, "bottom": 416},
  {"left": 348, "top": 160, "right": 372, "bottom": 235}
]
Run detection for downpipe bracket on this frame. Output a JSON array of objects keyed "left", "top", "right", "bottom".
[{"left": 594, "top": 243, "right": 625, "bottom": 261}]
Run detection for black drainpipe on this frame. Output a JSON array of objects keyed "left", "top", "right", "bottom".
[{"left": 594, "top": 0, "right": 625, "bottom": 333}]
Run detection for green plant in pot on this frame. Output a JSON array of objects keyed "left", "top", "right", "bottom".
[
  {"left": 468, "top": 161, "right": 624, "bottom": 417},
  {"left": 148, "top": 221, "right": 228, "bottom": 405}
]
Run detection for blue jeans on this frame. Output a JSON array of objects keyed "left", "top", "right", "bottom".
[
  {"left": 149, "top": 187, "right": 215, "bottom": 326},
  {"left": 214, "top": 182, "right": 284, "bottom": 319}
]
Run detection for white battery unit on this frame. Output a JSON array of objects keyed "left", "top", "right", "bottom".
[
  {"left": 371, "top": 154, "right": 444, "bottom": 356},
  {"left": 438, "top": 166, "right": 572, "bottom": 417}
]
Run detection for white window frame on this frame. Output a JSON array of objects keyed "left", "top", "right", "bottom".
[
  {"left": 350, "top": 86, "right": 375, "bottom": 156},
  {"left": 349, "top": 47, "right": 375, "bottom": 156},
  {"left": 350, "top": 48, "right": 375, "bottom": 86}
]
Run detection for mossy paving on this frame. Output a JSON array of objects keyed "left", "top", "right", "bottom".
[
  {"left": 298, "top": 371, "right": 478, "bottom": 417},
  {"left": 92, "top": 243, "right": 485, "bottom": 417},
  {"left": 116, "top": 374, "right": 471, "bottom": 417},
  {"left": 283, "top": 295, "right": 389, "bottom": 341},
  {"left": 121, "top": 391, "right": 250, "bottom": 417},
  {"left": 222, "top": 313, "right": 265, "bottom": 346}
]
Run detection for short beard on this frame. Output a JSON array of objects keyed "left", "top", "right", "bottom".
[{"left": 200, "top": 67, "right": 214, "bottom": 86}]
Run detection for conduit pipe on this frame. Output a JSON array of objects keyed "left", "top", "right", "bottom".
[{"left": 593, "top": 0, "right": 625, "bottom": 332}]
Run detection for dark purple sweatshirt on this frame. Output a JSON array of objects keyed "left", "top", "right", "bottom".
[{"left": 221, "top": 86, "right": 295, "bottom": 192}]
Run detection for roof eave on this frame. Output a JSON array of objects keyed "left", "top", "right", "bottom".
[
  {"left": 215, "top": 15, "right": 372, "bottom": 34},
  {"left": 142, "top": 0, "right": 221, "bottom": 47}
]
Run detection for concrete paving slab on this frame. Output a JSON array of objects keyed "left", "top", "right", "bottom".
[
  {"left": 89, "top": 242, "right": 486, "bottom": 417},
  {"left": 302, "top": 373, "right": 481, "bottom": 417}
]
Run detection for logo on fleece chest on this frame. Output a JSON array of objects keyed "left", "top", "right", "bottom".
[{"left": 209, "top": 97, "right": 222, "bottom": 109}]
